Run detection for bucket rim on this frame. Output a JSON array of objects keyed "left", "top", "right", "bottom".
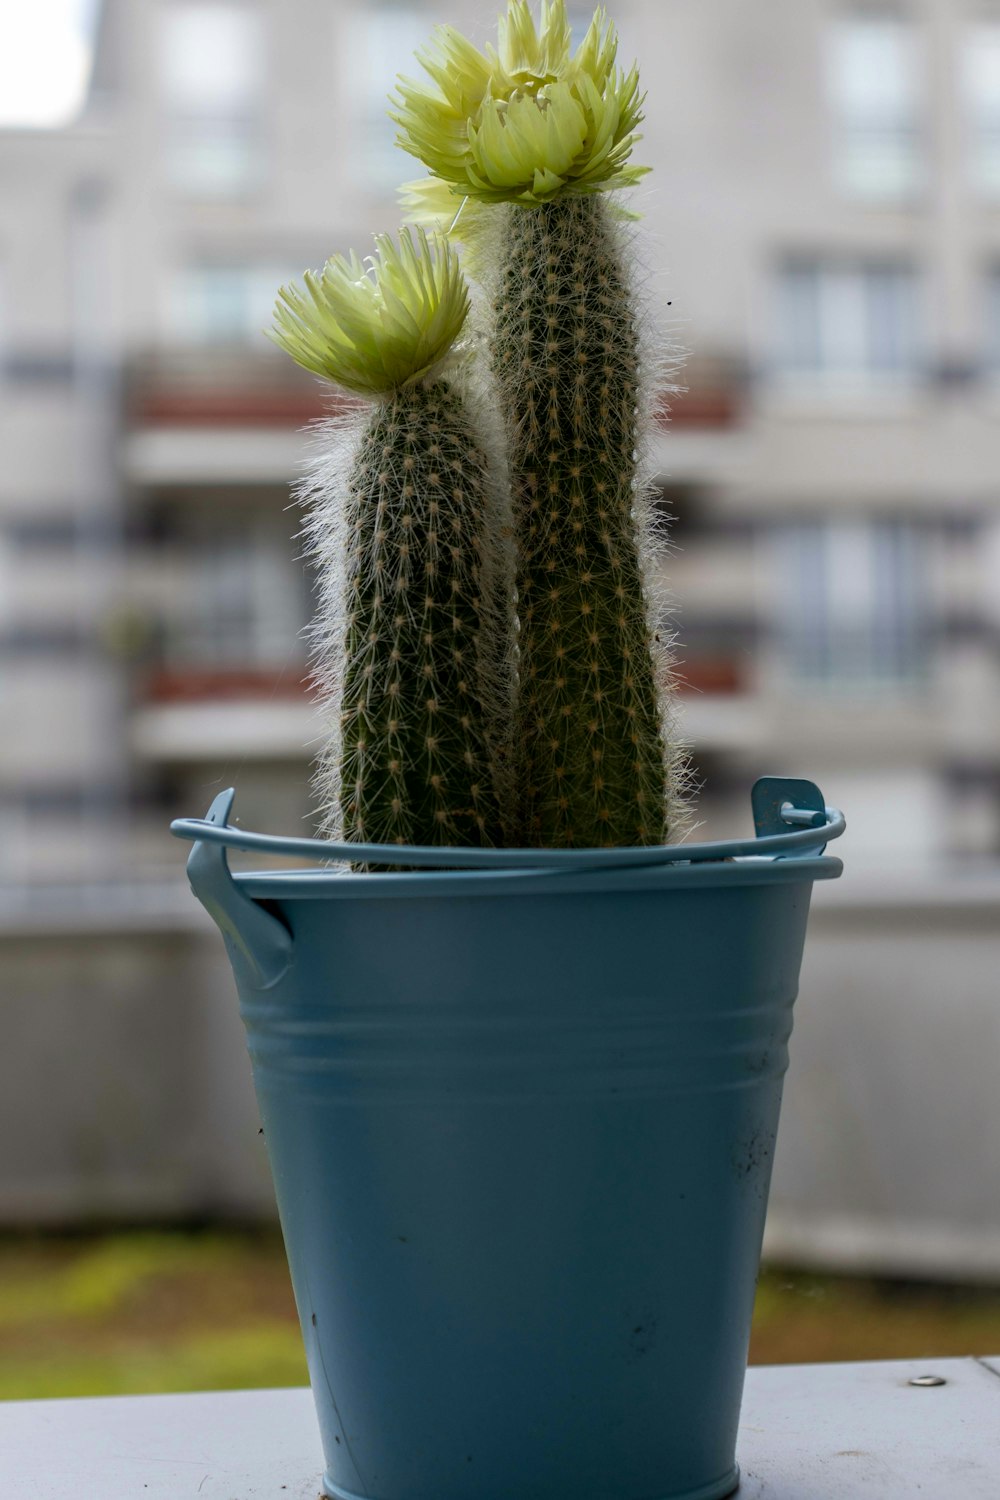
[
  {"left": 171, "top": 776, "right": 845, "bottom": 878},
  {"left": 174, "top": 778, "right": 844, "bottom": 985},
  {"left": 229, "top": 854, "right": 842, "bottom": 901}
]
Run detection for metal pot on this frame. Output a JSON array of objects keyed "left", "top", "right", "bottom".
[{"left": 173, "top": 776, "right": 844, "bottom": 1500}]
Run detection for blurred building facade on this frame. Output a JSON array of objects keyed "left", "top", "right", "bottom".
[
  {"left": 3, "top": 0, "right": 1000, "bottom": 1262},
  {"left": 3, "top": 0, "right": 1000, "bottom": 878}
]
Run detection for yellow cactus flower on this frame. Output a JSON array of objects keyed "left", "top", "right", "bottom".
[
  {"left": 267, "top": 228, "right": 469, "bottom": 397},
  {"left": 390, "top": 0, "right": 647, "bottom": 206}
]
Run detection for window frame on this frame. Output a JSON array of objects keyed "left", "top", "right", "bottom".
[
  {"left": 158, "top": 0, "right": 267, "bottom": 200},
  {"left": 770, "top": 253, "right": 925, "bottom": 397},
  {"left": 826, "top": 9, "right": 924, "bottom": 205}
]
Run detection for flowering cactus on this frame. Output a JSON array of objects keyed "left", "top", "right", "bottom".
[
  {"left": 392, "top": 0, "right": 645, "bottom": 203},
  {"left": 270, "top": 230, "right": 510, "bottom": 850},
  {"left": 393, "top": 1, "right": 686, "bottom": 847},
  {"left": 270, "top": 229, "right": 470, "bottom": 393}
]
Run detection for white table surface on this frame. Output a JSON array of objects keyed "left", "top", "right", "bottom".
[{"left": 1, "top": 1356, "right": 997, "bottom": 1498}]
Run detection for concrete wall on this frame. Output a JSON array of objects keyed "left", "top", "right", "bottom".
[
  {"left": 767, "top": 875, "right": 1000, "bottom": 1281},
  {"left": 0, "top": 900, "right": 273, "bottom": 1224},
  {"left": 4, "top": 877, "right": 1000, "bottom": 1285}
]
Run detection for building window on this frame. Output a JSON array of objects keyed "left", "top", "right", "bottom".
[
  {"left": 165, "top": 262, "right": 301, "bottom": 345},
  {"left": 827, "top": 12, "right": 922, "bottom": 202},
  {"left": 774, "top": 519, "right": 926, "bottom": 689},
  {"left": 164, "top": 525, "right": 306, "bottom": 670},
  {"left": 159, "top": 2, "right": 265, "bottom": 197},
  {"left": 964, "top": 21, "right": 1000, "bottom": 197},
  {"left": 350, "top": 6, "right": 592, "bottom": 188},
  {"left": 350, "top": 6, "right": 433, "bottom": 187},
  {"left": 774, "top": 257, "right": 921, "bottom": 385}
]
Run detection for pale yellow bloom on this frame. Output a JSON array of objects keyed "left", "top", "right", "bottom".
[
  {"left": 391, "top": 1, "right": 647, "bottom": 206},
  {"left": 267, "top": 228, "right": 469, "bottom": 396}
]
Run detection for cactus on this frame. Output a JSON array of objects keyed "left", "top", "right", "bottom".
[
  {"left": 492, "top": 194, "right": 673, "bottom": 846},
  {"left": 269, "top": 229, "right": 510, "bottom": 850},
  {"left": 392, "top": 0, "right": 686, "bottom": 846}
]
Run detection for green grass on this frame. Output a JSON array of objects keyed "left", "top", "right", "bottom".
[
  {"left": 2, "top": 1230, "right": 999, "bottom": 1401},
  {"left": 0, "top": 1323, "right": 307, "bottom": 1401},
  {"left": 750, "top": 1266, "right": 1000, "bottom": 1366},
  {"left": 0, "top": 1229, "right": 307, "bottom": 1400}
]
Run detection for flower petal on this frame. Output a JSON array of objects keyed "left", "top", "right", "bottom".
[
  {"left": 391, "top": 1, "right": 648, "bottom": 205},
  {"left": 267, "top": 228, "right": 469, "bottom": 395}
]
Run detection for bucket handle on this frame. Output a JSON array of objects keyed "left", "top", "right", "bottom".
[
  {"left": 172, "top": 777, "right": 843, "bottom": 873},
  {"left": 751, "top": 776, "right": 832, "bottom": 857},
  {"left": 185, "top": 788, "right": 294, "bottom": 989},
  {"left": 175, "top": 779, "right": 841, "bottom": 989}
]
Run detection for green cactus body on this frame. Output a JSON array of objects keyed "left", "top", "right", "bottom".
[
  {"left": 335, "top": 379, "right": 505, "bottom": 850},
  {"left": 390, "top": 2, "right": 686, "bottom": 848},
  {"left": 492, "top": 194, "right": 670, "bottom": 847},
  {"left": 271, "top": 230, "right": 510, "bottom": 854}
]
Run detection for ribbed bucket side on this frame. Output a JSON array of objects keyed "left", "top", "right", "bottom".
[{"left": 234, "top": 874, "right": 813, "bottom": 1500}]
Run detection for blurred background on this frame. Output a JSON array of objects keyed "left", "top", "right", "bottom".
[{"left": 2, "top": 0, "right": 1000, "bottom": 1395}]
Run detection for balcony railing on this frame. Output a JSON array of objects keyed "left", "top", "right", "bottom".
[
  {"left": 126, "top": 349, "right": 745, "bottom": 432},
  {"left": 142, "top": 666, "right": 311, "bottom": 703}
]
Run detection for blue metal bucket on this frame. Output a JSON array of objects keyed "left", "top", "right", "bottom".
[{"left": 173, "top": 776, "right": 844, "bottom": 1500}]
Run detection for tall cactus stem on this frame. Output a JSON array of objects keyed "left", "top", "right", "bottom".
[{"left": 492, "top": 194, "right": 683, "bottom": 847}]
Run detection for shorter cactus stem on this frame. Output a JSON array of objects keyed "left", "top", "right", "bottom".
[
  {"left": 272, "top": 230, "right": 511, "bottom": 854},
  {"left": 330, "top": 380, "right": 505, "bottom": 851}
]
